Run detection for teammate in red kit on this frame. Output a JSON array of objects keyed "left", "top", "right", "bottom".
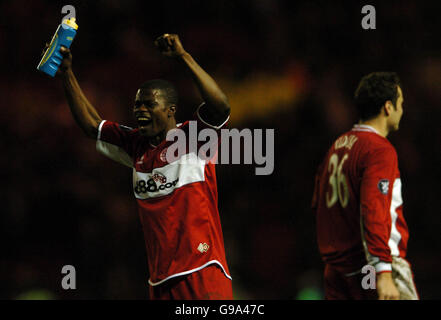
[
  {"left": 56, "top": 34, "right": 232, "bottom": 299},
  {"left": 312, "top": 72, "right": 418, "bottom": 300}
]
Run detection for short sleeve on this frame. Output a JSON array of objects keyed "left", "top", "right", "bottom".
[{"left": 96, "top": 120, "right": 135, "bottom": 168}]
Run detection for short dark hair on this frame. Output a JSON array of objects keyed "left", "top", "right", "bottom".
[
  {"left": 354, "top": 72, "right": 401, "bottom": 121},
  {"left": 139, "top": 79, "right": 179, "bottom": 105}
]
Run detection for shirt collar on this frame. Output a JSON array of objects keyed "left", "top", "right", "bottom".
[{"left": 352, "top": 124, "right": 381, "bottom": 135}]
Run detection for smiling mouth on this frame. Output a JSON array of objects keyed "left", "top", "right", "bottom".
[{"left": 137, "top": 117, "right": 152, "bottom": 128}]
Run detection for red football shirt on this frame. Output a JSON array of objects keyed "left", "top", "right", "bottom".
[
  {"left": 96, "top": 103, "right": 231, "bottom": 286},
  {"left": 312, "top": 124, "right": 410, "bottom": 275}
]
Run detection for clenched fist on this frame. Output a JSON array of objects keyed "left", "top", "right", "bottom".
[
  {"left": 58, "top": 46, "right": 73, "bottom": 74},
  {"left": 40, "top": 43, "right": 72, "bottom": 75},
  {"left": 154, "top": 34, "right": 187, "bottom": 58}
]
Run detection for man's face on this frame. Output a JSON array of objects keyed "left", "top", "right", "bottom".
[
  {"left": 388, "top": 85, "right": 404, "bottom": 132},
  {"left": 133, "top": 88, "right": 171, "bottom": 137}
]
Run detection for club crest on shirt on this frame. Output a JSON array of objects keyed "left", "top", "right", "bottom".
[
  {"left": 378, "top": 179, "right": 390, "bottom": 195},
  {"left": 160, "top": 148, "right": 168, "bottom": 163},
  {"left": 197, "top": 242, "right": 209, "bottom": 253}
]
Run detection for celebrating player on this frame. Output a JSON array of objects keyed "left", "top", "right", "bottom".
[
  {"left": 56, "top": 34, "right": 232, "bottom": 299},
  {"left": 311, "top": 72, "right": 418, "bottom": 300}
]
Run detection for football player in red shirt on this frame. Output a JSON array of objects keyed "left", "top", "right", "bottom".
[
  {"left": 312, "top": 72, "right": 418, "bottom": 300},
  {"left": 56, "top": 34, "right": 232, "bottom": 300}
]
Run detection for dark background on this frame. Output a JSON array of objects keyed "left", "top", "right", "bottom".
[{"left": 0, "top": 0, "right": 440, "bottom": 299}]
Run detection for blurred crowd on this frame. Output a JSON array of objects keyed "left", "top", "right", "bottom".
[{"left": 1, "top": 0, "right": 440, "bottom": 299}]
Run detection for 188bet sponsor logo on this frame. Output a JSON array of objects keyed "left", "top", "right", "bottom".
[{"left": 134, "top": 173, "right": 179, "bottom": 194}]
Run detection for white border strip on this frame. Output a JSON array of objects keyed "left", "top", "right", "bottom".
[
  {"left": 196, "top": 102, "right": 230, "bottom": 130},
  {"left": 374, "top": 261, "right": 392, "bottom": 273},
  {"left": 148, "top": 259, "right": 232, "bottom": 286},
  {"left": 352, "top": 124, "right": 381, "bottom": 135},
  {"left": 97, "top": 120, "right": 106, "bottom": 140},
  {"left": 388, "top": 178, "right": 403, "bottom": 256}
]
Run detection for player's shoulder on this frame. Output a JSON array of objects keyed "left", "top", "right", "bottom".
[
  {"left": 331, "top": 125, "right": 397, "bottom": 161},
  {"left": 329, "top": 129, "right": 362, "bottom": 153},
  {"left": 99, "top": 120, "right": 142, "bottom": 146},
  {"left": 355, "top": 133, "right": 397, "bottom": 163},
  {"left": 177, "top": 120, "right": 189, "bottom": 128},
  {"left": 117, "top": 123, "right": 138, "bottom": 134},
  {"left": 107, "top": 121, "right": 139, "bottom": 136},
  {"left": 350, "top": 125, "right": 394, "bottom": 148}
]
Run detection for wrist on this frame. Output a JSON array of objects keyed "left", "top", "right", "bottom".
[
  {"left": 178, "top": 51, "right": 191, "bottom": 62},
  {"left": 61, "top": 67, "right": 73, "bottom": 79},
  {"left": 376, "top": 270, "right": 393, "bottom": 279}
]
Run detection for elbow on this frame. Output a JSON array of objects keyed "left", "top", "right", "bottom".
[
  {"left": 85, "top": 119, "right": 101, "bottom": 139},
  {"left": 84, "top": 126, "right": 97, "bottom": 139}
]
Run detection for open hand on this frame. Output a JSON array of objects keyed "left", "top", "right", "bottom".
[{"left": 154, "top": 34, "right": 186, "bottom": 58}]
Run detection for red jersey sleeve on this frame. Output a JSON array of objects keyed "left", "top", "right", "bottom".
[
  {"left": 96, "top": 120, "right": 137, "bottom": 168},
  {"left": 360, "top": 145, "right": 398, "bottom": 273}
]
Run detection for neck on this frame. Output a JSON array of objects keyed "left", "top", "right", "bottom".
[
  {"left": 359, "top": 118, "right": 389, "bottom": 138},
  {"left": 149, "top": 133, "right": 165, "bottom": 146},
  {"left": 149, "top": 120, "right": 176, "bottom": 146}
]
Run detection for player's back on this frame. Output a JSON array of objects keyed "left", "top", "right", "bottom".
[{"left": 312, "top": 124, "right": 397, "bottom": 274}]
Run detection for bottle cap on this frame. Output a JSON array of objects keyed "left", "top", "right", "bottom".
[{"left": 62, "top": 17, "right": 78, "bottom": 30}]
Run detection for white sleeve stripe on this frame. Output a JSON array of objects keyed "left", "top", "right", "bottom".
[
  {"left": 388, "top": 178, "right": 403, "bottom": 256},
  {"left": 196, "top": 102, "right": 230, "bottom": 130},
  {"left": 374, "top": 261, "right": 392, "bottom": 273},
  {"left": 97, "top": 120, "right": 106, "bottom": 140}
]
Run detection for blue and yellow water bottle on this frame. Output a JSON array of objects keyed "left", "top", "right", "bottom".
[{"left": 37, "top": 17, "right": 78, "bottom": 77}]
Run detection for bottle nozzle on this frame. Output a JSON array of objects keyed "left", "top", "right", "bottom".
[{"left": 63, "top": 17, "right": 78, "bottom": 30}]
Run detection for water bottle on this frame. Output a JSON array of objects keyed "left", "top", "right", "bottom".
[{"left": 37, "top": 17, "right": 78, "bottom": 77}]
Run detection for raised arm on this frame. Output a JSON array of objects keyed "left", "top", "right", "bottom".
[
  {"left": 58, "top": 46, "right": 102, "bottom": 138},
  {"left": 155, "top": 34, "right": 230, "bottom": 126}
]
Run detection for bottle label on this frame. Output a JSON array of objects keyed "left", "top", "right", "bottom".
[{"left": 40, "top": 34, "right": 58, "bottom": 66}]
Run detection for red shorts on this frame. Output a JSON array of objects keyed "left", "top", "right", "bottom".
[
  {"left": 324, "top": 264, "right": 378, "bottom": 300},
  {"left": 148, "top": 264, "right": 233, "bottom": 300}
]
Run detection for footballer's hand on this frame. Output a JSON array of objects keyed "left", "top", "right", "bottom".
[
  {"left": 40, "top": 43, "right": 72, "bottom": 75},
  {"left": 58, "top": 46, "right": 73, "bottom": 75},
  {"left": 154, "top": 34, "right": 187, "bottom": 58},
  {"left": 376, "top": 272, "right": 400, "bottom": 300}
]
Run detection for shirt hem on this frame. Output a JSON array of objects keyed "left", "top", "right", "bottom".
[
  {"left": 148, "top": 260, "right": 232, "bottom": 286},
  {"left": 97, "top": 120, "right": 106, "bottom": 140}
]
